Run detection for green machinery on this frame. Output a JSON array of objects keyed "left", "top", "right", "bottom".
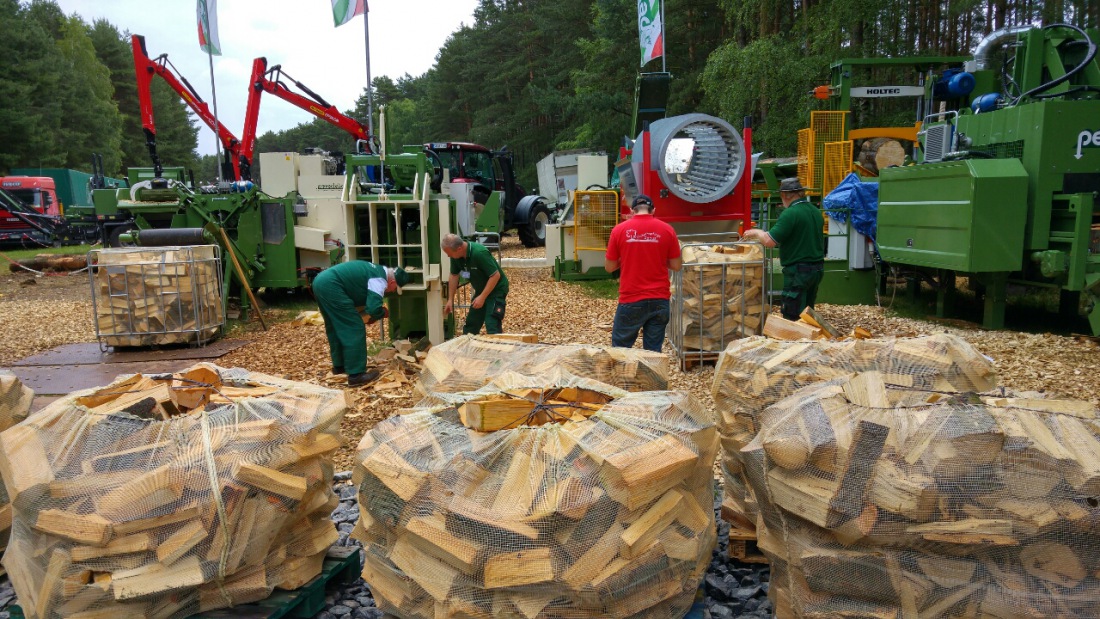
[{"left": 876, "top": 25, "right": 1100, "bottom": 334}]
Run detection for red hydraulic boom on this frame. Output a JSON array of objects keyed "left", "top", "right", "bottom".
[
  {"left": 242, "top": 57, "right": 373, "bottom": 165},
  {"left": 131, "top": 34, "right": 249, "bottom": 181}
]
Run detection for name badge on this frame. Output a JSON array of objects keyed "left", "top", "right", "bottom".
[{"left": 460, "top": 270, "right": 470, "bottom": 279}]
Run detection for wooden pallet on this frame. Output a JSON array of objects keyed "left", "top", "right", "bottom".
[
  {"left": 678, "top": 350, "right": 721, "bottom": 371},
  {"left": 728, "top": 524, "right": 768, "bottom": 564}
]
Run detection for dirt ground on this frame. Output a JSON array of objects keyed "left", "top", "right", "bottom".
[{"left": 2, "top": 237, "right": 1098, "bottom": 472}]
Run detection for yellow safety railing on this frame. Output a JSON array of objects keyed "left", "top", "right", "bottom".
[
  {"left": 822, "top": 140, "right": 854, "bottom": 197},
  {"left": 574, "top": 190, "right": 620, "bottom": 260},
  {"left": 796, "top": 128, "right": 813, "bottom": 191},
  {"left": 797, "top": 111, "right": 849, "bottom": 195}
]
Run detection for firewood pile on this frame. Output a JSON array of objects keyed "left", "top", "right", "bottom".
[
  {"left": 89, "top": 246, "right": 223, "bottom": 347},
  {"left": 747, "top": 371, "right": 1100, "bottom": 618},
  {"left": 414, "top": 335, "right": 668, "bottom": 396},
  {"left": 673, "top": 243, "right": 766, "bottom": 353},
  {"left": 711, "top": 334, "right": 997, "bottom": 532},
  {"left": 353, "top": 370, "right": 718, "bottom": 618},
  {"left": 0, "top": 372, "right": 34, "bottom": 572},
  {"left": 0, "top": 364, "right": 347, "bottom": 619}
]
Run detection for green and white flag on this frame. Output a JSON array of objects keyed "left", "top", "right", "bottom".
[
  {"left": 332, "top": 0, "right": 367, "bottom": 27},
  {"left": 196, "top": 0, "right": 221, "bottom": 55},
  {"left": 638, "top": 0, "right": 663, "bottom": 66}
]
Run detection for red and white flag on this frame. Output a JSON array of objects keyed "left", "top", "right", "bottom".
[
  {"left": 638, "top": 0, "right": 663, "bottom": 66},
  {"left": 332, "top": 0, "right": 367, "bottom": 27},
  {"left": 197, "top": 0, "right": 221, "bottom": 55}
]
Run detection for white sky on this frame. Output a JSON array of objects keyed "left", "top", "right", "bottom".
[{"left": 55, "top": 0, "right": 479, "bottom": 155}]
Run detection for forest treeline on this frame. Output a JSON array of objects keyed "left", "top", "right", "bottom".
[{"left": 2, "top": 0, "right": 1096, "bottom": 187}]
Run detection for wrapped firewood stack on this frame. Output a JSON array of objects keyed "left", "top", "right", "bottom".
[
  {"left": 90, "top": 246, "right": 224, "bottom": 347},
  {"left": 674, "top": 243, "right": 766, "bottom": 352},
  {"left": 0, "top": 372, "right": 34, "bottom": 571},
  {"left": 414, "top": 334, "right": 669, "bottom": 396},
  {"left": 354, "top": 371, "right": 718, "bottom": 618},
  {"left": 711, "top": 334, "right": 996, "bottom": 533},
  {"left": 0, "top": 364, "right": 348, "bottom": 619},
  {"left": 746, "top": 371, "right": 1100, "bottom": 617}
]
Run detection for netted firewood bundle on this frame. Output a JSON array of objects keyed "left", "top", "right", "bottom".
[
  {"left": 746, "top": 371, "right": 1100, "bottom": 618},
  {"left": 354, "top": 372, "right": 717, "bottom": 618},
  {"left": 0, "top": 363, "right": 347, "bottom": 619},
  {"left": 711, "top": 334, "right": 996, "bottom": 531},
  {"left": 415, "top": 335, "right": 668, "bottom": 396},
  {"left": 676, "top": 243, "right": 766, "bottom": 351},
  {"left": 0, "top": 372, "right": 34, "bottom": 567}
]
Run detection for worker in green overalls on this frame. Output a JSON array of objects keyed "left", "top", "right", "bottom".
[
  {"left": 743, "top": 177, "right": 826, "bottom": 320},
  {"left": 442, "top": 233, "right": 510, "bottom": 334},
  {"left": 311, "top": 260, "right": 410, "bottom": 386}
]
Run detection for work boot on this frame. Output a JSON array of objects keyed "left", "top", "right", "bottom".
[
  {"left": 347, "top": 370, "right": 379, "bottom": 387},
  {"left": 332, "top": 366, "right": 345, "bottom": 375}
]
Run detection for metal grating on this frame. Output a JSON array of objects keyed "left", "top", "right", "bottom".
[
  {"left": 797, "top": 129, "right": 814, "bottom": 190},
  {"left": 983, "top": 140, "right": 1025, "bottom": 159},
  {"left": 822, "top": 140, "right": 854, "bottom": 197},
  {"left": 574, "top": 190, "right": 620, "bottom": 256},
  {"left": 805, "top": 112, "right": 848, "bottom": 194},
  {"left": 923, "top": 124, "right": 952, "bottom": 162}
]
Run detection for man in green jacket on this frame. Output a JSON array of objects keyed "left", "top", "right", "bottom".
[
  {"left": 743, "top": 178, "right": 826, "bottom": 321},
  {"left": 442, "top": 233, "right": 510, "bottom": 334},
  {"left": 312, "top": 260, "right": 410, "bottom": 386}
]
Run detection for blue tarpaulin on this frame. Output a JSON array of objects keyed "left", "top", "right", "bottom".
[{"left": 823, "top": 173, "right": 878, "bottom": 239}]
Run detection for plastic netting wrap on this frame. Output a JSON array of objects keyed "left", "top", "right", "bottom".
[
  {"left": 711, "top": 334, "right": 996, "bottom": 531},
  {"left": 746, "top": 371, "right": 1100, "bottom": 618},
  {"left": 0, "top": 363, "right": 347, "bottom": 619},
  {"left": 671, "top": 243, "right": 767, "bottom": 355},
  {"left": 0, "top": 371, "right": 34, "bottom": 551},
  {"left": 415, "top": 335, "right": 669, "bottom": 396},
  {"left": 353, "top": 371, "right": 717, "bottom": 618}
]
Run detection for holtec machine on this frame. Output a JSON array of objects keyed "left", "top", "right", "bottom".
[{"left": 875, "top": 25, "right": 1100, "bottom": 333}]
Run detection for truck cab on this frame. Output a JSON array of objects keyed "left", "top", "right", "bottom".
[{"left": 0, "top": 177, "right": 61, "bottom": 231}]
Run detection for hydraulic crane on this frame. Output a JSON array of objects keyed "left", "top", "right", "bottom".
[
  {"left": 131, "top": 34, "right": 249, "bottom": 182},
  {"left": 241, "top": 57, "right": 374, "bottom": 166}
]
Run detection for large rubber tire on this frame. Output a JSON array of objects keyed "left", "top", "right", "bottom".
[
  {"left": 517, "top": 203, "right": 551, "bottom": 248},
  {"left": 107, "top": 225, "right": 138, "bottom": 248}
]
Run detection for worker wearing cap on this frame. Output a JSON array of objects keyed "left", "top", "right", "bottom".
[
  {"left": 743, "top": 178, "right": 825, "bottom": 320},
  {"left": 604, "top": 195, "right": 682, "bottom": 352},
  {"left": 442, "top": 234, "right": 510, "bottom": 334},
  {"left": 312, "top": 261, "right": 410, "bottom": 386}
]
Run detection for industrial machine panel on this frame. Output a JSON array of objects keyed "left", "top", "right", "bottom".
[{"left": 878, "top": 159, "right": 1029, "bottom": 272}]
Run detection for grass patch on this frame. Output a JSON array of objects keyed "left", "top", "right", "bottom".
[
  {"left": 1, "top": 244, "right": 95, "bottom": 261},
  {"left": 574, "top": 279, "right": 619, "bottom": 299}
]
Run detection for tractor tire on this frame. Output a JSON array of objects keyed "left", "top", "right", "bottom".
[
  {"left": 107, "top": 225, "right": 137, "bottom": 248},
  {"left": 518, "top": 203, "right": 551, "bottom": 248}
]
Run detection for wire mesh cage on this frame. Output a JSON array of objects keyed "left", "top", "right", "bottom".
[
  {"left": 669, "top": 237, "right": 768, "bottom": 370},
  {"left": 573, "top": 189, "right": 620, "bottom": 256},
  {"left": 822, "top": 140, "right": 854, "bottom": 196},
  {"left": 88, "top": 245, "right": 224, "bottom": 348}
]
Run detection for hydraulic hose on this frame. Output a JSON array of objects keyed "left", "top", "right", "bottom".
[{"left": 1014, "top": 23, "right": 1096, "bottom": 103}]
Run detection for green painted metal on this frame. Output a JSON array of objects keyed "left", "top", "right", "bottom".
[
  {"left": 475, "top": 189, "right": 503, "bottom": 233},
  {"left": 878, "top": 158, "right": 1030, "bottom": 272},
  {"left": 631, "top": 72, "right": 672, "bottom": 136},
  {"left": 770, "top": 260, "right": 879, "bottom": 306}
]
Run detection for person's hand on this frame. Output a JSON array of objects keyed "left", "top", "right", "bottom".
[
  {"left": 443, "top": 301, "right": 453, "bottom": 316},
  {"left": 382, "top": 306, "right": 389, "bottom": 319},
  {"left": 471, "top": 296, "right": 485, "bottom": 309}
]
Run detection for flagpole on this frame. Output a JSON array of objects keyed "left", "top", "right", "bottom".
[
  {"left": 363, "top": 9, "right": 374, "bottom": 147},
  {"left": 202, "top": 3, "right": 224, "bottom": 185},
  {"left": 660, "top": 0, "right": 666, "bottom": 73}
]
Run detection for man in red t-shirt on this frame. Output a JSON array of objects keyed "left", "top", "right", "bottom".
[{"left": 604, "top": 195, "right": 682, "bottom": 351}]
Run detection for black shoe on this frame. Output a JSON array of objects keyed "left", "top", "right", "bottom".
[
  {"left": 332, "top": 366, "right": 345, "bottom": 375},
  {"left": 347, "top": 370, "right": 379, "bottom": 387}
]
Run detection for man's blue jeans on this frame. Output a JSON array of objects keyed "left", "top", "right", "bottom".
[{"left": 612, "top": 298, "right": 670, "bottom": 352}]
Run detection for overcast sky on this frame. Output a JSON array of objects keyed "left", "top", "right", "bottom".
[{"left": 54, "top": 0, "right": 479, "bottom": 155}]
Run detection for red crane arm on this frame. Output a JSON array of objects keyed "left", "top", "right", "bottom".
[
  {"left": 241, "top": 57, "right": 373, "bottom": 164},
  {"left": 131, "top": 34, "right": 247, "bottom": 180}
]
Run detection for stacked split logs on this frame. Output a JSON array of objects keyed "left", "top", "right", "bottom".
[
  {"left": 0, "top": 372, "right": 34, "bottom": 573},
  {"left": 748, "top": 371, "right": 1100, "bottom": 617},
  {"left": 711, "top": 334, "right": 997, "bottom": 533},
  {"left": 0, "top": 364, "right": 347, "bottom": 619},
  {"left": 677, "top": 243, "right": 766, "bottom": 352},
  {"left": 354, "top": 374, "right": 718, "bottom": 618},
  {"left": 91, "top": 247, "right": 223, "bottom": 347},
  {"left": 415, "top": 335, "right": 669, "bottom": 396}
]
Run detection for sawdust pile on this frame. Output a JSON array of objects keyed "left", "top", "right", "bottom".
[{"left": 0, "top": 299, "right": 95, "bottom": 366}]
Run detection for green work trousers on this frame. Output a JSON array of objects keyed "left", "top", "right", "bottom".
[
  {"left": 780, "top": 264, "right": 824, "bottom": 321},
  {"left": 463, "top": 295, "right": 507, "bottom": 335},
  {"left": 312, "top": 274, "right": 369, "bottom": 375}
]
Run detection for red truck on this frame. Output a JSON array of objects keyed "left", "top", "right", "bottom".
[{"left": 0, "top": 176, "right": 62, "bottom": 238}]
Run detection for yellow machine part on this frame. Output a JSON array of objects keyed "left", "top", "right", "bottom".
[
  {"left": 573, "top": 190, "right": 620, "bottom": 260},
  {"left": 822, "top": 140, "right": 854, "bottom": 197}
]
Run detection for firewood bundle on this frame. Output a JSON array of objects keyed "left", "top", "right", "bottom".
[
  {"left": 90, "top": 246, "right": 223, "bottom": 347},
  {"left": 415, "top": 335, "right": 669, "bottom": 396},
  {"left": 746, "top": 371, "right": 1100, "bottom": 618},
  {"left": 0, "top": 372, "right": 34, "bottom": 571},
  {"left": 0, "top": 364, "right": 347, "bottom": 619},
  {"left": 711, "top": 334, "right": 996, "bottom": 531},
  {"left": 353, "top": 372, "right": 718, "bottom": 618},
  {"left": 675, "top": 243, "right": 766, "bottom": 352}
]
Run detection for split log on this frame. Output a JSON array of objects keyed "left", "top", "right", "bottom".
[
  {"left": 0, "top": 363, "right": 347, "bottom": 619},
  {"left": 353, "top": 374, "right": 718, "bottom": 619},
  {"left": 0, "top": 372, "right": 33, "bottom": 560},
  {"left": 676, "top": 243, "right": 766, "bottom": 354}
]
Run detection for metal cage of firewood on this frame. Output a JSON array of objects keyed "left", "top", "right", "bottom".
[
  {"left": 669, "top": 236, "right": 769, "bottom": 370},
  {"left": 88, "top": 245, "right": 225, "bottom": 349}
]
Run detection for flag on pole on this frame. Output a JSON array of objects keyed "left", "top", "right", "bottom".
[
  {"left": 197, "top": 0, "right": 221, "bottom": 55},
  {"left": 637, "top": 0, "right": 663, "bottom": 66},
  {"left": 331, "top": 0, "right": 367, "bottom": 27}
]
